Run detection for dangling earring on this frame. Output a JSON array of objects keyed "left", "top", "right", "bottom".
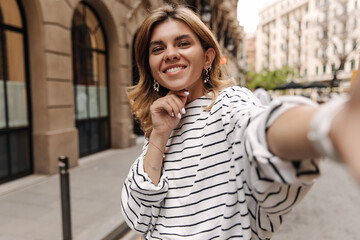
[
  {"left": 153, "top": 79, "right": 160, "bottom": 92},
  {"left": 203, "top": 66, "right": 212, "bottom": 83}
]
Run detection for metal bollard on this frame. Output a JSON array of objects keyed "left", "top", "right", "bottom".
[{"left": 58, "top": 156, "right": 72, "bottom": 240}]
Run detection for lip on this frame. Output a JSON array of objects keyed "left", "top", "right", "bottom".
[{"left": 162, "top": 64, "right": 187, "bottom": 74}]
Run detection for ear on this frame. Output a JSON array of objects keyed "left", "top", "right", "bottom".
[{"left": 204, "top": 48, "right": 216, "bottom": 69}]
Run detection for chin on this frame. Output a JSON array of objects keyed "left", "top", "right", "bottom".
[{"left": 165, "top": 85, "right": 186, "bottom": 92}]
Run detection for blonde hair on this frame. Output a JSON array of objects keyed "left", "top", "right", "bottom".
[{"left": 128, "top": 4, "right": 234, "bottom": 137}]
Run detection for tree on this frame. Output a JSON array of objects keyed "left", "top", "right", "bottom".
[
  {"left": 316, "top": 0, "right": 360, "bottom": 90},
  {"left": 245, "top": 66, "right": 298, "bottom": 90}
]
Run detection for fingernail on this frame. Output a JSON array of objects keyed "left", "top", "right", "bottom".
[
  {"left": 178, "top": 113, "right": 182, "bottom": 119},
  {"left": 182, "top": 108, "right": 186, "bottom": 114},
  {"left": 171, "top": 112, "right": 175, "bottom": 117},
  {"left": 184, "top": 91, "right": 190, "bottom": 95}
]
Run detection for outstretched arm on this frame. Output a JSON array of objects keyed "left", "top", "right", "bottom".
[{"left": 267, "top": 70, "right": 360, "bottom": 182}]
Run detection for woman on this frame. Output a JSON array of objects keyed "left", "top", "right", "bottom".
[{"left": 121, "top": 4, "right": 360, "bottom": 239}]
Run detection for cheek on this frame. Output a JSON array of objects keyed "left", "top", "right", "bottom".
[{"left": 149, "top": 56, "right": 162, "bottom": 72}]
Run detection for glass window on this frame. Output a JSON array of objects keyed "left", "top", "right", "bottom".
[
  {"left": 0, "top": 80, "right": 5, "bottom": 129},
  {"left": 0, "top": 0, "right": 31, "bottom": 183},
  {"left": 0, "top": 0, "right": 22, "bottom": 28},
  {"left": 72, "top": 3, "right": 109, "bottom": 157},
  {"left": 351, "top": 60, "right": 355, "bottom": 70},
  {"left": 5, "top": 31, "right": 28, "bottom": 128}
]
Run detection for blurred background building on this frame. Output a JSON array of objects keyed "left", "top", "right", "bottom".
[
  {"left": 255, "top": 0, "right": 359, "bottom": 87},
  {"left": 0, "top": 0, "right": 243, "bottom": 184}
]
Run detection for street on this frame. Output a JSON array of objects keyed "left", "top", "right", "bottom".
[{"left": 273, "top": 159, "right": 360, "bottom": 240}]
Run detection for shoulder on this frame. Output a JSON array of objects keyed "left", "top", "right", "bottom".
[
  {"left": 207, "top": 86, "right": 260, "bottom": 113},
  {"left": 217, "top": 86, "right": 257, "bottom": 103}
]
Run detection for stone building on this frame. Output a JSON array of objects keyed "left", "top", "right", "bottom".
[
  {"left": 0, "top": 0, "right": 243, "bottom": 183},
  {"left": 243, "top": 33, "right": 257, "bottom": 72},
  {"left": 256, "top": 0, "right": 359, "bottom": 85}
]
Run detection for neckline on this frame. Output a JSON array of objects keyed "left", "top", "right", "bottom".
[{"left": 185, "top": 92, "right": 213, "bottom": 109}]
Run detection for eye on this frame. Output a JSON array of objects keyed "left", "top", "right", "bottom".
[
  {"left": 150, "top": 47, "right": 164, "bottom": 54},
  {"left": 178, "top": 41, "right": 190, "bottom": 47}
]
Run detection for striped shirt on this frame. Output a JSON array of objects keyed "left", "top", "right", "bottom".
[{"left": 121, "top": 86, "right": 320, "bottom": 239}]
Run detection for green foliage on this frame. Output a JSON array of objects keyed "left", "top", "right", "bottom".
[{"left": 245, "top": 67, "right": 299, "bottom": 90}]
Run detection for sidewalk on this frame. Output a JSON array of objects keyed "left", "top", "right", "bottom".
[
  {"left": 0, "top": 138, "right": 144, "bottom": 240},
  {"left": 2, "top": 139, "right": 360, "bottom": 240}
]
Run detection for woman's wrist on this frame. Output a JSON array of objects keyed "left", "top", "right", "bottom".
[
  {"left": 149, "top": 130, "right": 170, "bottom": 148},
  {"left": 307, "top": 95, "right": 349, "bottom": 162}
]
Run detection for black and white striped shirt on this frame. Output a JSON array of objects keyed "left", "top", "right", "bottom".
[{"left": 121, "top": 86, "right": 320, "bottom": 239}]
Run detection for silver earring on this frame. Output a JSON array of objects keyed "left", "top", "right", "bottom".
[
  {"left": 153, "top": 79, "right": 160, "bottom": 92},
  {"left": 203, "top": 66, "right": 212, "bottom": 83}
]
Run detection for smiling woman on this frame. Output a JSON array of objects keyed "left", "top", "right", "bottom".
[
  {"left": 148, "top": 20, "right": 213, "bottom": 98},
  {"left": 127, "top": 5, "right": 233, "bottom": 137},
  {"left": 121, "top": 4, "right": 360, "bottom": 240}
]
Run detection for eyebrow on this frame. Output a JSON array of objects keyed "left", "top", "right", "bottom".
[{"left": 149, "top": 34, "right": 192, "bottom": 47}]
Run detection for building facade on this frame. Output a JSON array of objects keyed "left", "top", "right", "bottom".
[
  {"left": 0, "top": 0, "right": 243, "bottom": 184},
  {"left": 243, "top": 34, "right": 257, "bottom": 72},
  {"left": 256, "top": 0, "right": 359, "bottom": 85}
]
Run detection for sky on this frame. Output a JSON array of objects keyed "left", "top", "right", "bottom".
[{"left": 237, "top": 0, "right": 277, "bottom": 33}]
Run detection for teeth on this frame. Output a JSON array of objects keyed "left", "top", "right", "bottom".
[{"left": 165, "top": 66, "right": 184, "bottom": 73}]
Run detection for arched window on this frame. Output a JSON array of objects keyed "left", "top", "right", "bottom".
[
  {"left": 0, "top": 0, "right": 31, "bottom": 183},
  {"left": 72, "top": 2, "right": 109, "bottom": 157}
]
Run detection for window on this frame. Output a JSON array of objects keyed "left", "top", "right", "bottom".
[
  {"left": 0, "top": 0, "right": 32, "bottom": 183},
  {"left": 353, "top": 39, "right": 357, "bottom": 50},
  {"left": 323, "top": 64, "right": 327, "bottom": 73},
  {"left": 351, "top": 59, "right": 355, "bottom": 70},
  {"left": 72, "top": 3, "right": 109, "bottom": 157},
  {"left": 316, "top": 66, "right": 319, "bottom": 75}
]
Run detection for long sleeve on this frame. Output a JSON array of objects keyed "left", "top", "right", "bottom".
[
  {"left": 220, "top": 87, "right": 320, "bottom": 239},
  {"left": 121, "top": 142, "right": 169, "bottom": 234},
  {"left": 121, "top": 86, "right": 322, "bottom": 239}
]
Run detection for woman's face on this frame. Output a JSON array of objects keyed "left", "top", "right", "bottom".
[{"left": 148, "top": 19, "right": 214, "bottom": 100}]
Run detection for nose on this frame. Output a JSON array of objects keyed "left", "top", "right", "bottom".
[{"left": 164, "top": 46, "right": 180, "bottom": 61}]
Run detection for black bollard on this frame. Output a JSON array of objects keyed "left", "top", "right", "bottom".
[{"left": 58, "top": 156, "right": 72, "bottom": 240}]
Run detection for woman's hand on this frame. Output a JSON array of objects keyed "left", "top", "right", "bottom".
[
  {"left": 143, "top": 90, "right": 188, "bottom": 185},
  {"left": 331, "top": 71, "right": 360, "bottom": 183},
  {"left": 150, "top": 90, "right": 189, "bottom": 138}
]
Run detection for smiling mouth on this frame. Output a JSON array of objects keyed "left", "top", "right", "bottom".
[{"left": 164, "top": 66, "right": 186, "bottom": 73}]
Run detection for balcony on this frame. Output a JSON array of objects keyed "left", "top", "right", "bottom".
[
  {"left": 282, "top": 30, "right": 289, "bottom": 40},
  {"left": 263, "top": 26, "right": 270, "bottom": 34},
  {"left": 282, "top": 19, "right": 290, "bottom": 28},
  {"left": 317, "top": 35, "right": 329, "bottom": 46},
  {"left": 318, "top": 2, "right": 330, "bottom": 12},
  {"left": 317, "top": 19, "right": 329, "bottom": 29},
  {"left": 282, "top": 45, "right": 289, "bottom": 52},
  {"left": 336, "top": 11, "right": 348, "bottom": 23},
  {"left": 294, "top": 28, "right": 302, "bottom": 37},
  {"left": 338, "top": 30, "right": 348, "bottom": 41}
]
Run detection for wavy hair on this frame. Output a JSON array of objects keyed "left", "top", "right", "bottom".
[{"left": 127, "top": 4, "right": 234, "bottom": 137}]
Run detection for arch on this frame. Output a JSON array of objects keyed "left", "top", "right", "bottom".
[
  {"left": 0, "top": 0, "right": 32, "bottom": 183},
  {"left": 71, "top": 1, "right": 110, "bottom": 157}
]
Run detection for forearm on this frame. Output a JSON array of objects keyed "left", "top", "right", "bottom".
[
  {"left": 267, "top": 105, "right": 318, "bottom": 161},
  {"left": 144, "top": 131, "right": 169, "bottom": 185}
]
